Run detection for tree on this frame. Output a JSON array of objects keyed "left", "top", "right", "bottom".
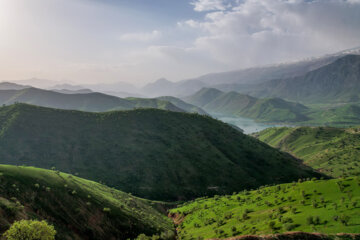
[
  {"left": 4, "top": 220, "right": 56, "bottom": 240},
  {"left": 340, "top": 215, "right": 350, "bottom": 226}
]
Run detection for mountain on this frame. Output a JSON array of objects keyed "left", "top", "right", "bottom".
[
  {"left": 184, "top": 88, "right": 309, "bottom": 122},
  {"left": 252, "top": 55, "right": 360, "bottom": 103},
  {"left": 184, "top": 88, "right": 223, "bottom": 107},
  {"left": 0, "top": 104, "right": 321, "bottom": 201},
  {"left": 10, "top": 78, "right": 58, "bottom": 88},
  {"left": 103, "top": 91, "right": 145, "bottom": 98},
  {"left": 0, "top": 82, "right": 30, "bottom": 90},
  {"left": 125, "top": 97, "right": 185, "bottom": 112},
  {"left": 141, "top": 48, "right": 360, "bottom": 97},
  {"left": 156, "top": 96, "right": 208, "bottom": 115},
  {"left": 51, "top": 88, "right": 93, "bottom": 94},
  {"left": 0, "top": 165, "right": 173, "bottom": 239},
  {"left": 253, "top": 126, "right": 360, "bottom": 178},
  {"left": 49, "top": 83, "right": 86, "bottom": 91},
  {"left": 0, "top": 88, "right": 185, "bottom": 112},
  {"left": 0, "top": 88, "right": 134, "bottom": 111},
  {"left": 85, "top": 81, "right": 138, "bottom": 94},
  {"left": 170, "top": 177, "right": 360, "bottom": 239},
  {"left": 141, "top": 78, "right": 176, "bottom": 97}
]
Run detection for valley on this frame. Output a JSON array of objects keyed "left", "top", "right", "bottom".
[{"left": 0, "top": 6, "right": 360, "bottom": 238}]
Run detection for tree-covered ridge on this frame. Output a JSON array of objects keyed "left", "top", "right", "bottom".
[
  {"left": 0, "top": 103, "right": 321, "bottom": 201},
  {"left": 254, "top": 127, "right": 360, "bottom": 177},
  {"left": 170, "top": 177, "right": 360, "bottom": 240},
  {"left": 0, "top": 165, "right": 173, "bottom": 239}
]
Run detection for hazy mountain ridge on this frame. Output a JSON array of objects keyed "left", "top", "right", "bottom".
[
  {"left": 0, "top": 87, "right": 204, "bottom": 114},
  {"left": 250, "top": 55, "right": 360, "bottom": 103},
  {"left": 184, "top": 88, "right": 309, "bottom": 123}
]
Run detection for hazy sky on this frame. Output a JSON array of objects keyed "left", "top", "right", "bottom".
[{"left": 1, "top": 0, "right": 360, "bottom": 86}]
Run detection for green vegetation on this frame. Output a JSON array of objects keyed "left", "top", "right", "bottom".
[
  {"left": 4, "top": 220, "right": 56, "bottom": 240},
  {"left": 0, "top": 103, "right": 321, "bottom": 201},
  {"left": 254, "top": 126, "right": 360, "bottom": 177},
  {"left": 170, "top": 177, "right": 360, "bottom": 239},
  {"left": 184, "top": 88, "right": 308, "bottom": 123},
  {"left": 301, "top": 104, "right": 360, "bottom": 126},
  {"left": 0, "top": 165, "right": 173, "bottom": 239}
]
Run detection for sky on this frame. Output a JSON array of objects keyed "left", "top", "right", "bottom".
[{"left": 0, "top": 0, "right": 360, "bottom": 86}]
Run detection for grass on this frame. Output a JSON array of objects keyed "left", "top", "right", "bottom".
[
  {"left": 0, "top": 103, "right": 321, "bottom": 201},
  {"left": 0, "top": 164, "right": 174, "bottom": 239},
  {"left": 254, "top": 126, "right": 360, "bottom": 177},
  {"left": 170, "top": 177, "right": 360, "bottom": 240}
]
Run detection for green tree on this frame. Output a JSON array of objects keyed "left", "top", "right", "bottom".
[{"left": 4, "top": 220, "right": 56, "bottom": 240}]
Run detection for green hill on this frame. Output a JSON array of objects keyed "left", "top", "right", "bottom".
[
  {"left": 170, "top": 177, "right": 360, "bottom": 239},
  {"left": 0, "top": 88, "right": 185, "bottom": 113},
  {"left": 156, "top": 96, "right": 208, "bottom": 115},
  {"left": 184, "top": 88, "right": 308, "bottom": 122},
  {"left": 253, "top": 55, "right": 360, "bottom": 104},
  {"left": 253, "top": 127, "right": 360, "bottom": 178},
  {"left": 0, "top": 104, "right": 321, "bottom": 201},
  {"left": 303, "top": 104, "right": 360, "bottom": 126},
  {"left": 125, "top": 97, "right": 184, "bottom": 112},
  {"left": 0, "top": 165, "right": 173, "bottom": 239}
]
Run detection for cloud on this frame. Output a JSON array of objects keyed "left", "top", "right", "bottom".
[
  {"left": 180, "top": 0, "right": 360, "bottom": 68},
  {"left": 191, "top": 0, "right": 228, "bottom": 12},
  {"left": 118, "top": 30, "right": 162, "bottom": 42}
]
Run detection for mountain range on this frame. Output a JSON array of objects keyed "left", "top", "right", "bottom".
[
  {"left": 184, "top": 88, "right": 309, "bottom": 122},
  {"left": 249, "top": 55, "right": 360, "bottom": 103},
  {"left": 0, "top": 103, "right": 321, "bottom": 201},
  {"left": 0, "top": 87, "right": 207, "bottom": 114}
]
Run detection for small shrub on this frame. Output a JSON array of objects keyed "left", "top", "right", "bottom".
[{"left": 4, "top": 220, "right": 56, "bottom": 240}]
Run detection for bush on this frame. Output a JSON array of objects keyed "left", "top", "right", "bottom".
[
  {"left": 269, "top": 221, "right": 276, "bottom": 230},
  {"left": 4, "top": 220, "right": 56, "bottom": 240},
  {"left": 306, "top": 216, "right": 313, "bottom": 225},
  {"left": 284, "top": 223, "right": 298, "bottom": 231},
  {"left": 340, "top": 215, "right": 350, "bottom": 226}
]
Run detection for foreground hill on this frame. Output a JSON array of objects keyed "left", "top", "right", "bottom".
[
  {"left": 0, "top": 104, "right": 321, "bottom": 201},
  {"left": 170, "top": 177, "right": 360, "bottom": 239},
  {"left": 184, "top": 88, "right": 308, "bottom": 122},
  {"left": 0, "top": 165, "right": 173, "bottom": 239},
  {"left": 253, "top": 127, "right": 360, "bottom": 178},
  {"left": 0, "top": 87, "right": 187, "bottom": 113},
  {"left": 253, "top": 55, "right": 360, "bottom": 103}
]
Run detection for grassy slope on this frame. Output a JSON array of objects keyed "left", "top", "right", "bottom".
[
  {"left": 0, "top": 165, "right": 173, "bottom": 240},
  {"left": 0, "top": 103, "right": 321, "bottom": 201},
  {"left": 301, "top": 104, "right": 360, "bottom": 126},
  {"left": 254, "top": 127, "right": 360, "bottom": 178},
  {"left": 170, "top": 177, "right": 360, "bottom": 240}
]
